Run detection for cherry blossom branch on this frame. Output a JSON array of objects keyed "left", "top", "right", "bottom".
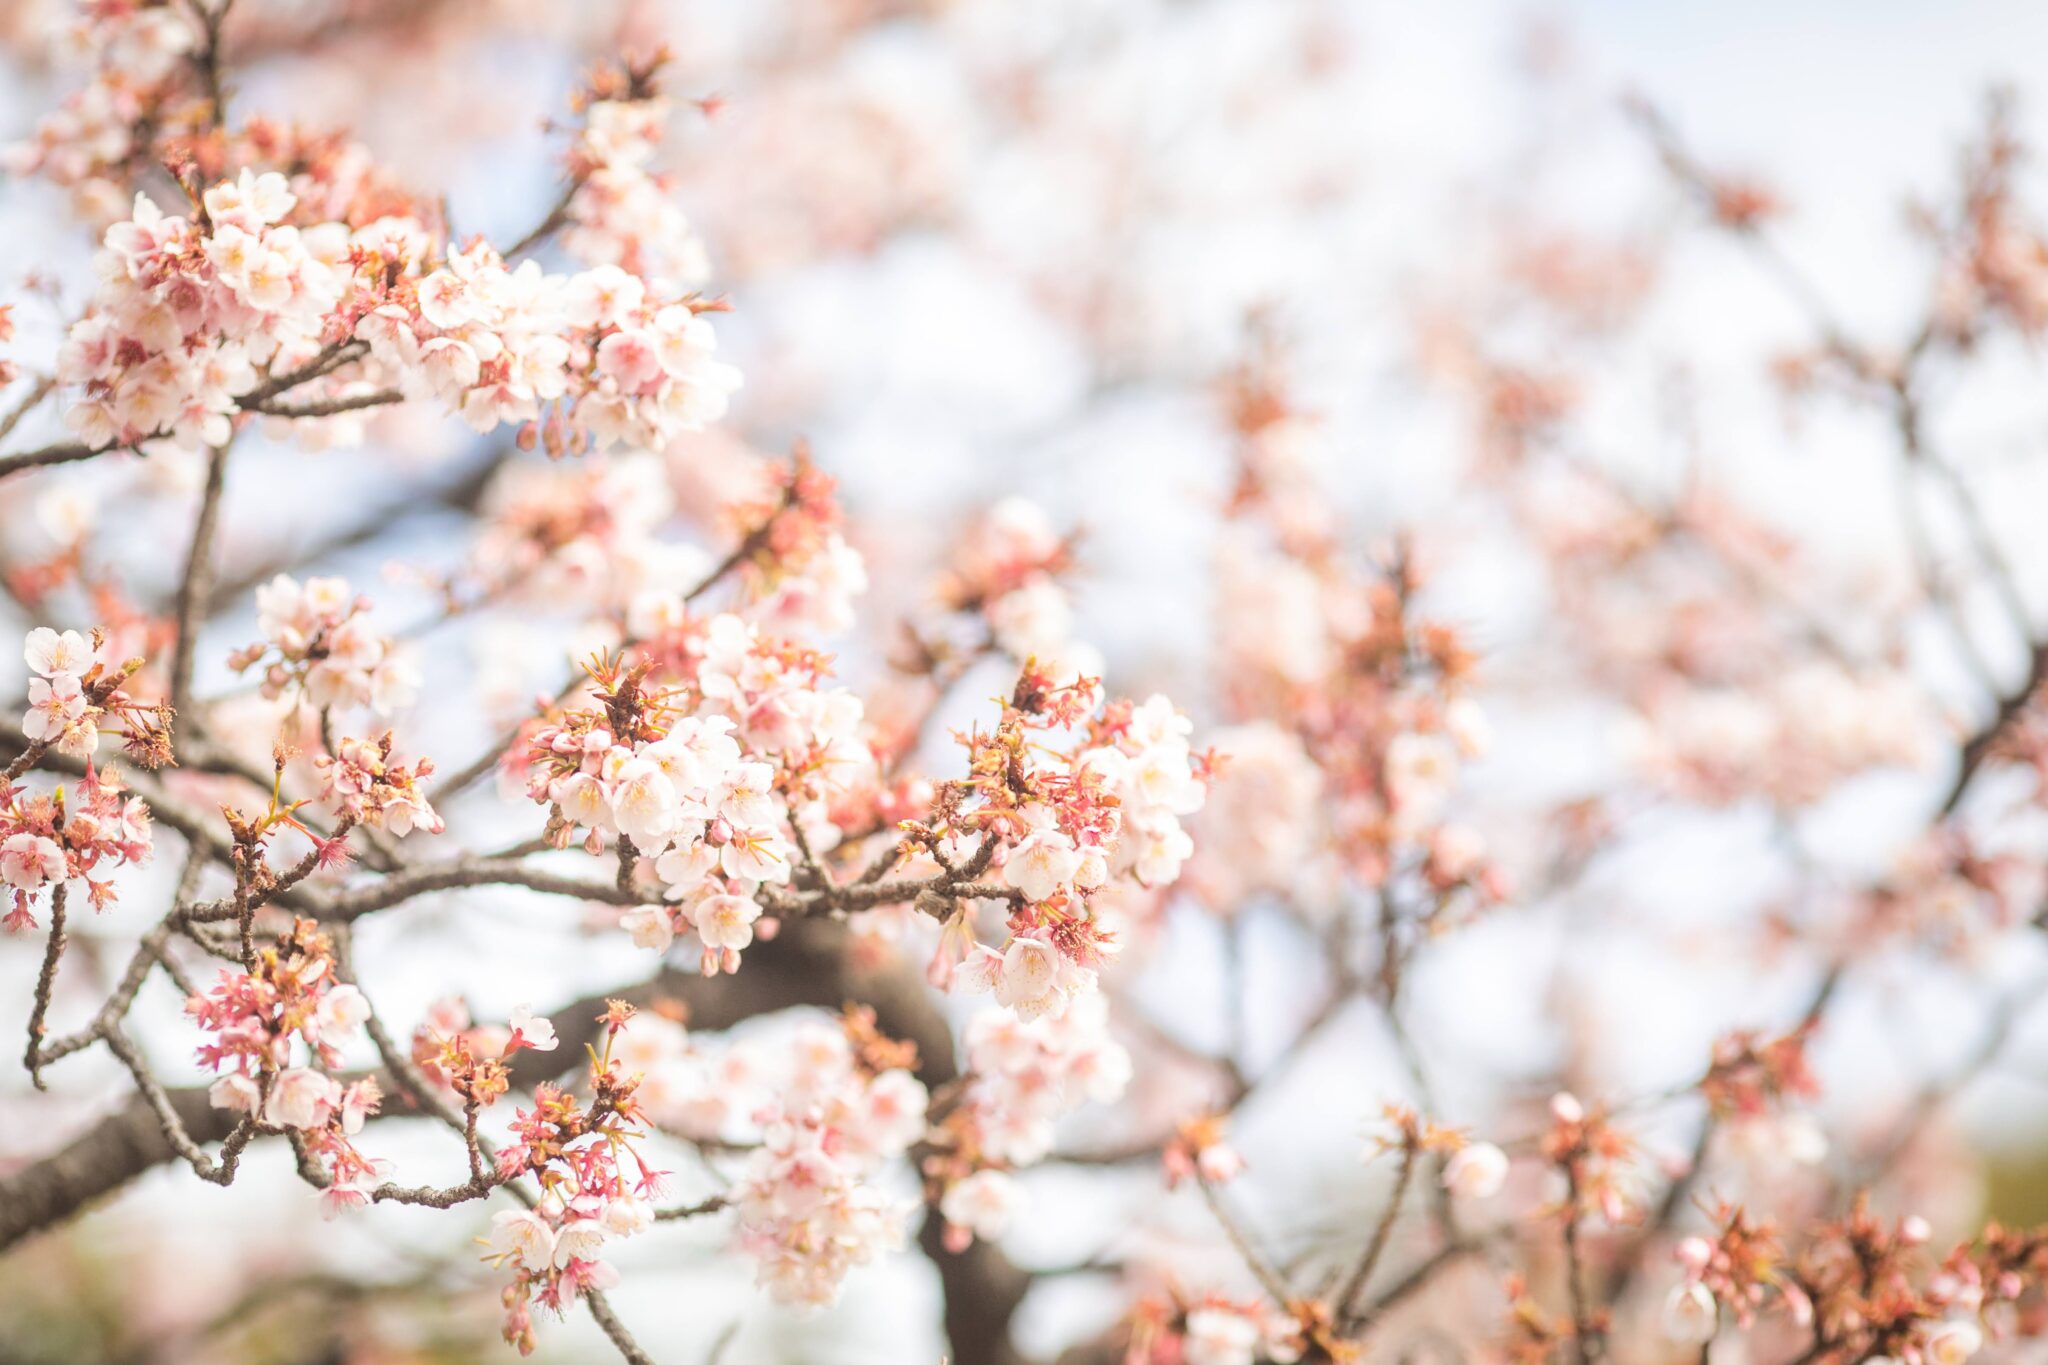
[
  {"left": 1195, "top": 1171, "right": 1295, "bottom": 1309},
  {"left": 430, "top": 473, "right": 807, "bottom": 803},
  {"left": 0, "top": 340, "right": 373, "bottom": 483},
  {"left": 0, "top": 374, "right": 56, "bottom": 447},
  {"left": 1333, "top": 1136, "right": 1418, "bottom": 1326},
  {"left": 170, "top": 439, "right": 233, "bottom": 717},
  {"left": 239, "top": 387, "right": 404, "bottom": 419},
  {"left": 22, "top": 882, "right": 68, "bottom": 1089},
  {"left": 1560, "top": 1161, "right": 1601, "bottom": 1365}
]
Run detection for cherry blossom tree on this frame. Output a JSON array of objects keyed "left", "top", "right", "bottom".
[{"left": 6, "top": 3, "right": 2048, "bottom": 1364}]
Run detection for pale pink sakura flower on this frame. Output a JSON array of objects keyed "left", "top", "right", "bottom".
[
  {"left": 307, "top": 577, "right": 353, "bottom": 626},
  {"left": 857, "top": 1069, "right": 930, "bottom": 1155},
  {"left": 1130, "top": 739, "right": 1206, "bottom": 815},
  {"left": 621, "top": 904, "right": 677, "bottom": 953},
  {"left": 715, "top": 762, "right": 780, "bottom": 827},
  {"left": 208, "top": 1072, "right": 261, "bottom": 1113},
  {"left": 1662, "top": 1282, "right": 1718, "bottom": 1343},
  {"left": 608, "top": 757, "right": 680, "bottom": 845},
  {"left": 1127, "top": 693, "right": 1194, "bottom": 748},
  {"left": 719, "top": 830, "right": 791, "bottom": 883},
  {"left": 460, "top": 379, "right": 537, "bottom": 433},
  {"left": 1184, "top": 1307, "right": 1260, "bottom": 1365},
  {"left": 596, "top": 329, "right": 663, "bottom": 391},
  {"left": 994, "top": 936, "right": 1071, "bottom": 1020},
  {"left": 364, "top": 656, "right": 418, "bottom": 716},
  {"left": 694, "top": 892, "right": 762, "bottom": 952},
  {"left": 506, "top": 1005, "right": 558, "bottom": 1053},
  {"left": 103, "top": 192, "right": 171, "bottom": 262},
  {"left": 381, "top": 788, "right": 442, "bottom": 838},
  {"left": 1924, "top": 1320, "right": 1983, "bottom": 1365},
  {"left": 1002, "top": 825, "right": 1082, "bottom": 903},
  {"left": 417, "top": 270, "right": 479, "bottom": 330},
  {"left": 1073, "top": 844, "right": 1109, "bottom": 890},
  {"left": 202, "top": 169, "right": 296, "bottom": 227},
  {"left": 602, "top": 1195, "right": 653, "bottom": 1237},
  {"left": 655, "top": 838, "right": 718, "bottom": 895},
  {"left": 939, "top": 1169, "right": 1020, "bottom": 1250},
  {"left": 554, "top": 772, "right": 616, "bottom": 834},
  {"left": 487, "top": 1208, "right": 557, "bottom": 1267},
  {"left": 1131, "top": 814, "right": 1194, "bottom": 886},
  {"left": 0, "top": 833, "right": 64, "bottom": 890},
  {"left": 650, "top": 306, "right": 716, "bottom": 377},
  {"left": 313, "top": 983, "right": 371, "bottom": 1043},
  {"left": 319, "top": 1183, "right": 370, "bottom": 1220},
  {"left": 204, "top": 222, "right": 257, "bottom": 288},
  {"left": 24, "top": 626, "right": 98, "bottom": 679},
  {"left": 954, "top": 945, "right": 1005, "bottom": 997},
  {"left": 338, "top": 1078, "right": 380, "bottom": 1135},
  {"left": 239, "top": 250, "right": 295, "bottom": 311},
  {"left": 421, "top": 996, "right": 471, "bottom": 1036},
  {"left": 63, "top": 397, "right": 120, "bottom": 447},
  {"left": 564, "top": 264, "right": 646, "bottom": 328},
  {"left": 23, "top": 673, "right": 88, "bottom": 742},
  {"left": 253, "top": 575, "right": 309, "bottom": 646},
  {"left": 266, "top": 1067, "right": 341, "bottom": 1129},
  {"left": 324, "top": 614, "right": 383, "bottom": 673},
  {"left": 1442, "top": 1142, "right": 1509, "bottom": 1199},
  {"left": 986, "top": 576, "right": 1071, "bottom": 659},
  {"left": 552, "top": 1218, "right": 608, "bottom": 1267},
  {"left": 1070, "top": 1041, "right": 1135, "bottom": 1105},
  {"left": 418, "top": 336, "right": 481, "bottom": 393}
]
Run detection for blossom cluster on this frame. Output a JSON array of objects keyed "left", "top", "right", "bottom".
[
  {"left": 2, "top": 0, "right": 198, "bottom": 221},
  {"left": 313, "top": 732, "right": 443, "bottom": 837},
  {"left": 730, "top": 456, "right": 869, "bottom": 640},
  {"left": 476, "top": 1005, "right": 672, "bottom": 1354},
  {"left": 1658, "top": 1197, "right": 2003, "bottom": 1361},
  {"left": 562, "top": 80, "right": 711, "bottom": 287},
  {"left": 937, "top": 497, "right": 1076, "bottom": 663},
  {"left": 527, "top": 616, "right": 876, "bottom": 973},
  {"left": 55, "top": 144, "right": 738, "bottom": 459},
  {"left": 2, "top": 761, "right": 152, "bottom": 928},
  {"left": 1121, "top": 1294, "right": 1308, "bottom": 1365},
  {"left": 359, "top": 245, "right": 739, "bottom": 455},
  {"left": 941, "top": 677, "right": 1211, "bottom": 1022},
  {"left": 19, "top": 625, "right": 173, "bottom": 765},
  {"left": 187, "top": 919, "right": 383, "bottom": 1204},
  {"left": 59, "top": 171, "right": 344, "bottom": 451},
  {"left": 1211, "top": 399, "right": 1506, "bottom": 908},
  {"left": 925, "top": 991, "right": 1130, "bottom": 1243},
  {"left": 230, "top": 574, "right": 417, "bottom": 716},
  {"left": 730, "top": 1013, "right": 928, "bottom": 1306}
]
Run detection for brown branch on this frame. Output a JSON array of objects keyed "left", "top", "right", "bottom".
[
  {"left": 1335, "top": 1138, "right": 1418, "bottom": 1325},
  {"left": 0, "top": 374, "right": 56, "bottom": 447},
  {"left": 23, "top": 882, "right": 69, "bottom": 1089},
  {"left": 170, "top": 439, "right": 233, "bottom": 718},
  {"left": 241, "top": 387, "right": 403, "bottom": 420}
]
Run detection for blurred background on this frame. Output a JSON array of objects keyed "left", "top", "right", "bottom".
[{"left": 9, "top": 1, "right": 2048, "bottom": 1361}]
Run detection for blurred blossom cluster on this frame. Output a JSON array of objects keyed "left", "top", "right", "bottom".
[{"left": 7, "top": 3, "right": 2048, "bottom": 1365}]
